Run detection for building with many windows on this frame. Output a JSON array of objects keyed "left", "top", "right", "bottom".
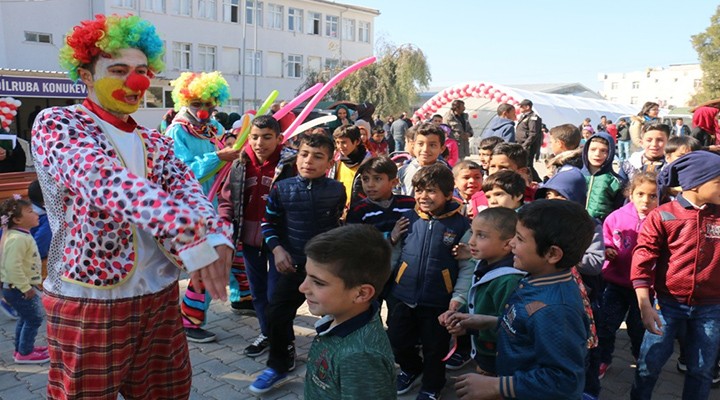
[
  {"left": 598, "top": 63, "right": 702, "bottom": 109},
  {"left": 0, "top": 0, "right": 378, "bottom": 132}
]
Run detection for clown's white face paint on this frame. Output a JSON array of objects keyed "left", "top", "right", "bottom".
[{"left": 81, "top": 48, "right": 151, "bottom": 118}]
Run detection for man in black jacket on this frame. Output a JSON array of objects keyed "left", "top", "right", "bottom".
[{"left": 515, "top": 99, "right": 542, "bottom": 181}]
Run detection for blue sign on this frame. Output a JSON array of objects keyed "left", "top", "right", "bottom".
[{"left": 0, "top": 75, "right": 87, "bottom": 98}]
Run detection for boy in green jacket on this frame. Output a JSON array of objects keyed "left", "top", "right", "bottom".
[
  {"left": 439, "top": 207, "right": 525, "bottom": 375},
  {"left": 301, "top": 224, "right": 397, "bottom": 399},
  {"left": 581, "top": 132, "right": 625, "bottom": 220}
]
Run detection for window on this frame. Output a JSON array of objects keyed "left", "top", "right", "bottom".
[
  {"left": 223, "top": 0, "right": 240, "bottom": 22},
  {"left": 246, "top": 1, "right": 263, "bottom": 25},
  {"left": 143, "top": 0, "right": 165, "bottom": 12},
  {"left": 325, "top": 58, "right": 339, "bottom": 72},
  {"left": 287, "top": 54, "right": 302, "bottom": 78},
  {"left": 694, "top": 79, "right": 702, "bottom": 88},
  {"left": 164, "top": 90, "right": 175, "bottom": 109},
  {"left": 288, "top": 8, "right": 303, "bottom": 32},
  {"left": 244, "top": 50, "right": 262, "bottom": 76},
  {"left": 173, "top": 42, "right": 192, "bottom": 70},
  {"left": 342, "top": 18, "right": 355, "bottom": 41},
  {"left": 114, "top": 0, "right": 136, "bottom": 8},
  {"left": 325, "top": 15, "right": 338, "bottom": 38},
  {"left": 358, "top": 21, "right": 370, "bottom": 43},
  {"left": 630, "top": 97, "right": 638, "bottom": 105},
  {"left": 198, "top": 0, "right": 217, "bottom": 19},
  {"left": 610, "top": 82, "right": 618, "bottom": 90},
  {"left": 267, "top": 52, "right": 282, "bottom": 77},
  {"left": 24, "top": 31, "right": 52, "bottom": 44},
  {"left": 268, "top": 4, "right": 283, "bottom": 29},
  {"left": 308, "top": 12, "right": 321, "bottom": 35},
  {"left": 225, "top": 99, "right": 241, "bottom": 114},
  {"left": 198, "top": 45, "right": 217, "bottom": 71},
  {"left": 307, "top": 56, "right": 321, "bottom": 72},
  {"left": 144, "top": 87, "right": 163, "bottom": 108},
  {"left": 173, "top": 0, "right": 191, "bottom": 15},
  {"left": 632, "top": 81, "right": 639, "bottom": 89}
]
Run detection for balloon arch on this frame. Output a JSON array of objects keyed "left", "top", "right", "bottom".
[
  {"left": 416, "top": 82, "right": 520, "bottom": 119},
  {"left": 415, "top": 81, "right": 640, "bottom": 144}
]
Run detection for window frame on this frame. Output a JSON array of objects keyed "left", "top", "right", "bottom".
[
  {"left": 287, "top": 54, "right": 302, "bottom": 78},
  {"left": 173, "top": 41, "right": 193, "bottom": 71},
  {"left": 288, "top": 7, "right": 303, "bottom": 33},
  {"left": 325, "top": 15, "right": 338, "bottom": 38}
]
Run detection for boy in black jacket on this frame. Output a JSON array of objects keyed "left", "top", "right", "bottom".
[{"left": 249, "top": 133, "right": 346, "bottom": 394}]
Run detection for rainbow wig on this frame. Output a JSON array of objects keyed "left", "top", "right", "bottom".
[
  {"left": 59, "top": 14, "right": 165, "bottom": 82},
  {"left": 171, "top": 72, "right": 231, "bottom": 110}
]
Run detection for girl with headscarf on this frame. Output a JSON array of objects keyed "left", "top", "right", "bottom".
[
  {"left": 691, "top": 106, "right": 720, "bottom": 150},
  {"left": 326, "top": 104, "right": 352, "bottom": 134}
]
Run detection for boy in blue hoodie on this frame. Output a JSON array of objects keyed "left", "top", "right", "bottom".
[
  {"left": 389, "top": 164, "right": 471, "bottom": 400},
  {"left": 483, "top": 103, "right": 516, "bottom": 143},
  {"left": 582, "top": 132, "right": 625, "bottom": 220}
]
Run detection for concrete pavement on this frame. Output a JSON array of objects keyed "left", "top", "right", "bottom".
[{"left": 0, "top": 279, "right": 689, "bottom": 399}]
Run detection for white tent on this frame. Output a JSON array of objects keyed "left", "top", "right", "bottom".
[{"left": 417, "top": 81, "right": 639, "bottom": 139}]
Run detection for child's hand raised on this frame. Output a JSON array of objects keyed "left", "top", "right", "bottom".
[
  {"left": 453, "top": 243, "right": 471, "bottom": 260},
  {"left": 390, "top": 217, "right": 410, "bottom": 245}
]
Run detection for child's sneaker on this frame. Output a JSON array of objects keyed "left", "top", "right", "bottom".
[
  {"left": 184, "top": 327, "right": 216, "bottom": 343},
  {"left": 676, "top": 356, "right": 687, "bottom": 373},
  {"left": 34, "top": 346, "right": 48, "bottom": 353},
  {"left": 248, "top": 368, "right": 288, "bottom": 394},
  {"left": 416, "top": 390, "right": 441, "bottom": 400},
  {"left": 244, "top": 334, "right": 269, "bottom": 357},
  {"left": 14, "top": 350, "right": 50, "bottom": 364},
  {"left": 0, "top": 299, "right": 18, "bottom": 320},
  {"left": 397, "top": 370, "right": 422, "bottom": 395},
  {"left": 445, "top": 352, "right": 471, "bottom": 370},
  {"left": 598, "top": 362, "right": 610, "bottom": 379}
]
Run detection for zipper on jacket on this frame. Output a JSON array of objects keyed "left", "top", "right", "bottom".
[
  {"left": 415, "top": 218, "right": 435, "bottom": 303},
  {"left": 585, "top": 175, "right": 595, "bottom": 209}
]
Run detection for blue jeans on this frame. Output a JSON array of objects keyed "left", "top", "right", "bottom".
[
  {"left": 3, "top": 288, "right": 43, "bottom": 355},
  {"left": 394, "top": 138, "right": 405, "bottom": 153},
  {"left": 242, "top": 245, "right": 279, "bottom": 336},
  {"left": 617, "top": 140, "right": 631, "bottom": 162},
  {"left": 631, "top": 299, "right": 720, "bottom": 400}
]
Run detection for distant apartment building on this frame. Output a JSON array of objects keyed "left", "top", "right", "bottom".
[
  {"left": 598, "top": 63, "right": 702, "bottom": 109},
  {"left": 0, "top": 0, "right": 378, "bottom": 132}
]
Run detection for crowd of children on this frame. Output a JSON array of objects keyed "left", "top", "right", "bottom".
[{"left": 3, "top": 17, "right": 718, "bottom": 398}]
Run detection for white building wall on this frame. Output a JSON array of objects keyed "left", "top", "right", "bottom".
[
  {"left": 0, "top": 0, "right": 377, "bottom": 127},
  {"left": 598, "top": 64, "right": 702, "bottom": 109}
]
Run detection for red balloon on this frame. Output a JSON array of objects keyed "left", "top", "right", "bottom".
[{"left": 471, "top": 114, "right": 478, "bottom": 118}]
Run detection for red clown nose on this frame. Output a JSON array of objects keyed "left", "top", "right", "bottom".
[
  {"left": 196, "top": 109, "right": 210, "bottom": 120},
  {"left": 126, "top": 73, "right": 151, "bottom": 92}
]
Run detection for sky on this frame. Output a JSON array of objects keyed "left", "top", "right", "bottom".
[{"left": 350, "top": 0, "right": 718, "bottom": 91}]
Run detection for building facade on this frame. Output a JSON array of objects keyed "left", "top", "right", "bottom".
[
  {"left": 598, "top": 63, "right": 702, "bottom": 109},
  {"left": 0, "top": 0, "right": 377, "bottom": 133}
]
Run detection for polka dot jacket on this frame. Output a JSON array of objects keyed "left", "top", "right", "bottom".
[{"left": 30, "top": 105, "right": 232, "bottom": 289}]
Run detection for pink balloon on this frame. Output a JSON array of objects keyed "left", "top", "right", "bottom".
[
  {"left": 500, "top": 95, "right": 508, "bottom": 102},
  {"left": 482, "top": 88, "right": 490, "bottom": 95},
  {"left": 439, "top": 97, "right": 448, "bottom": 104},
  {"left": 471, "top": 113, "right": 478, "bottom": 118},
  {"left": 274, "top": 83, "right": 323, "bottom": 121},
  {"left": 463, "top": 84, "right": 470, "bottom": 90},
  {"left": 283, "top": 56, "right": 376, "bottom": 142}
]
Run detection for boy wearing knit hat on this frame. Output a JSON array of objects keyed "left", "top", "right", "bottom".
[{"left": 631, "top": 151, "right": 720, "bottom": 400}]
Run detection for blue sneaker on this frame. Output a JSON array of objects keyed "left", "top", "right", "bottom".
[
  {"left": 248, "top": 368, "right": 288, "bottom": 394},
  {"left": 397, "top": 370, "right": 422, "bottom": 395},
  {"left": 0, "top": 299, "right": 18, "bottom": 320}
]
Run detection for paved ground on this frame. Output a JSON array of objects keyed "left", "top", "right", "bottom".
[{"left": 0, "top": 279, "right": 691, "bottom": 400}]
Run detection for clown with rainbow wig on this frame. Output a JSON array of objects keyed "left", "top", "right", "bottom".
[
  {"left": 165, "top": 71, "right": 245, "bottom": 343},
  {"left": 31, "top": 14, "right": 234, "bottom": 399}
]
